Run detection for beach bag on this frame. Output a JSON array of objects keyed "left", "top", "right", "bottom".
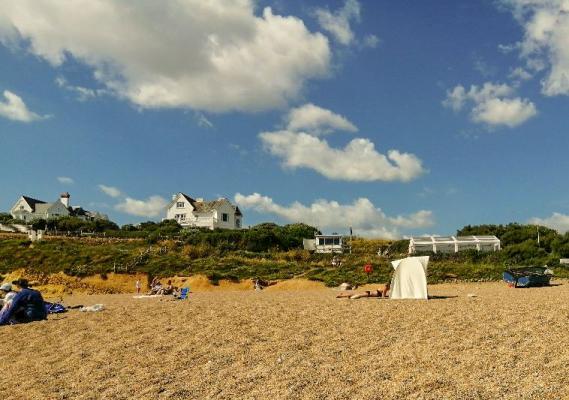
[{"left": 45, "top": 302, "right": 67, "bottom": 314}]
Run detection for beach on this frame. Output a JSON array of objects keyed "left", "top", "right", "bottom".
[{"left": 1, "top": 281, "right": 568, "bottom": 399}]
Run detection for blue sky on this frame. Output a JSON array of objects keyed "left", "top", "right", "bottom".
[{"left": 1, "top": 0, "right": 569, "bottom": 237}]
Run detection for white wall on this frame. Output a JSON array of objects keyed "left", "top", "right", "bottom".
[
  {"left": 213, "top": 200, "right": 241, "bottom": 229},
  {"left": 46, "top": 201, "right": 70, "bottom": 218},
  {"left": 165, "top": 193, "right": 195, "bottom": 223},
  {"left": 10, "top": 197, "right": 32, "bottom": 219}
]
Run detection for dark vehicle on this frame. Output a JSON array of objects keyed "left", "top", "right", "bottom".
[{"left": 503, "top": 266, "right": 553, "bottom": 288}]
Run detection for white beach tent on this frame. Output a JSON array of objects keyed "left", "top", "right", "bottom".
[{"left": 390, "top": 256, "right": 429, "bottom": 300}]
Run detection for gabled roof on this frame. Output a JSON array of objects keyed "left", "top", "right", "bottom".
[
  {"left": 167, "top": 192, "right": 197, "bottom": 209},
  {"left": 21, "top": 196, "right": 46, "bottom": 211},
  {"left": 33, "top": 203, "right": 52, "bottom": 214},
  {"left": 192, "top": 199, "right": 227, "bottom": 214}
]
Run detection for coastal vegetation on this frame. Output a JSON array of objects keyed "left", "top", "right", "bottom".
[{"left": 1, "top": 221, "right": 569, "bottom": 287}]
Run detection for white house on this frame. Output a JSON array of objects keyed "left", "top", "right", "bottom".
[
  {"left": 165, "top": 193, "right": 242, "bottom": 230},
  {"left": 303, "top": 234, "right": 344, "bottom": 253},
  {"left": 10, "top": 193, "right": 108, "bottom": 222}
]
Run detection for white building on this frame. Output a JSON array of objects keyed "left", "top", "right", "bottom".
[
  {"left": 303, "top": 234, "right": 344, "bottom": 253},
  {"left": 408, "top": 235, "right": 501, "bottom": 254},
  {"left": 10, "top": 193, "right": 108, "bottom": 222},
  {"left": 165, "top": 193, "right": 242, "bottom": 230}
]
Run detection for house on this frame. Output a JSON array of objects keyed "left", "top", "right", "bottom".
[
  {"left": 165, "top": 192, "right": 242, "bottom": 230},
  {"left": 303, "top": 234, "right": 344, "bottom": 253},
  {"left": 10, "top": 192, "right": 108, "bottom": 222}
]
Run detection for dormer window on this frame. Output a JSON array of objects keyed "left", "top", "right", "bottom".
[{"left": 176, "top": 202, "right": 184, "bottom": 208}]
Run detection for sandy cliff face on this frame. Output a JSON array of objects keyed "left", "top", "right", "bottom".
[{"left": 0, "top": 269, "right": 326, "bottom": 295}]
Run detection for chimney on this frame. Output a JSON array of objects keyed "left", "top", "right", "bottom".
[
  {"left": 60, "top": 192, "right": 70, "bottom": 207},
  {"left": 172, "top": 193, "right": 178, "bottom": 201}
]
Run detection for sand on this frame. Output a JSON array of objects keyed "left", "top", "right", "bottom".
[{"left": 1, "top": 281, "right": 569, "bottom": 399}]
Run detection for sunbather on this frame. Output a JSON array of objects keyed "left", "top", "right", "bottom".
[
  {"left": 336, "top": 284, "right": 390, "bottom": 299},
  {"left": 148, "top": 279, "right": 162, "bottom": 295},
  {"left": 0, "top": 283, "right": 16, "bottom": 310},
  {"left": 0, "top": 279, "right": 47, "bottom": 325},
  {"left": 158, "top": 280, "right": 174, "bottom": 295}
]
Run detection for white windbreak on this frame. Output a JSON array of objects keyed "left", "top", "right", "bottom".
[{"left": 390, "top": 256, "right": 429, "bottom": 300}]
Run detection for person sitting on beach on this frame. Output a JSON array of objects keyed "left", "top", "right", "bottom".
[
  {"left": 336, "top": 283, "right": 390, "bottom": 299},
  {"left": 0, "top": 283, "right": 16, "bottom": 310},
  {"left": 0, "top": 279, "right": 47, "bottom": 325},
  {"left": 157, "top": 280, "right": 174, "bottom": 295},
  {"left": 147, "top": 279, "right": 162, "bottom": 295}
]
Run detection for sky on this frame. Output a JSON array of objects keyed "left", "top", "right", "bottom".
[{"left": 1, "top": 0, "right": 569, "bottom": 238}]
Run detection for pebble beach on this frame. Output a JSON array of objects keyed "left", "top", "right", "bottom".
[{"left": 1, "top": 281, "right": 568, "bottom": 399}]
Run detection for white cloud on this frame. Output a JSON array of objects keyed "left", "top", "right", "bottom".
[
  {"left": 502, "top": 0, "right": 569, "bottom": 96},
  {"left": 57, "top": 176, "right": 74, "bottom": 184},
  {"left": 509, "top": 67, "right": 533, "bottom": 81},
  {"left": 529, "top": 212, "right": 569, "bottom": 233},
  {"left": 0, "top": 1, "right": 330, "bottom": 112},
  {"left": 115, "top": 195, "right": 168, "bottom": 217},
  {"left": 315, "top": 0, "right": 361, "bottom": 46},
  {"left": 98, "top": 184, "right": 122, "bottom": 198},
  {"left": 286, "top": 103, "right": 357, "bottom": 135},
  {"left": 471, "top": 97, "right": 537, "bottom": 127},
  {"left": 262, "top": 104, "right": 425, "bottom": 182},
  {"left": 0, "top": 90, "right": 45, "bottom": 122},
  {"left": 362, "top": 34, "right": 379, "bottom": 48},
  {"left": 260, "top": 130, "right": 425, "bottom": 182},
  {"left": 55, "top": 76, "right": 108, "bottom": 101},
  {"left": 194, "top": 112, "right": 213, "bottom": 129},
  {"left": 443, "top": 82, "right": 537, "bottom": 127},
  {"left": 235, "top": 192, "right": 434, "bottom": 238}
]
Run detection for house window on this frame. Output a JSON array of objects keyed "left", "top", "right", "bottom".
[
  {"left": 235, "top": 218, "right": 241, "bottom": 228},
  {"left": 222, "top": 213, "right": 228, "bottom": 222},
  {"left": 175, "top": 214, "right": 186, "bottom": 221},
  {"left": 176, "top": 202, "right": 184, "bottom": 208}
]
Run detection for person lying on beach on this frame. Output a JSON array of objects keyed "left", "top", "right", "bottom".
[
  {"left": 0, "top": 279, "right": 47, "bottom": 325},
  {"left": 336, "top": 284, "right": 390, "bottom": 299}
]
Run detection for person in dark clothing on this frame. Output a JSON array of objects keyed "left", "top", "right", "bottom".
[{"left": 0, "top": 279, "right": 47, "bottom": 325}]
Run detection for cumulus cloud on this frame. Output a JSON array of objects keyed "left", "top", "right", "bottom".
[
  {"left": 115, "top": 195, "right": 168, "bottom": 217},
  {"left": 235, "top": 192, "right": 434, "bottom": 238},
  {"left": 443, "top": 82, "right": 537, "bottom": 127},
  {"left": 286, "top": 103, "right": 357, "bottom": 135},
  {"left": 502, "top": 0, "right": 569, "bottom": 96},
  {"left": 529, "top": 212, "right": 569, "bottom": 233},
  {"left": 0, "top": 90, "right": 46, "bottom": 122},
  {"left": 57, "top": 176, "right": 74, "bottom": 185},
  {"left": 0, "top": 1, "right": 330, "bottom": 112},
  {"left": 261, "top": 104, "right": 425, "bottom": 182},
  {"left": 315, "top": 0, "right": 361, "bottom": 45},
  {"left": 260, "top": 130, "right": 425, "bottom": 182},
  {"left": 98, "top": 184, "right": 122, "bottom": 198}
]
